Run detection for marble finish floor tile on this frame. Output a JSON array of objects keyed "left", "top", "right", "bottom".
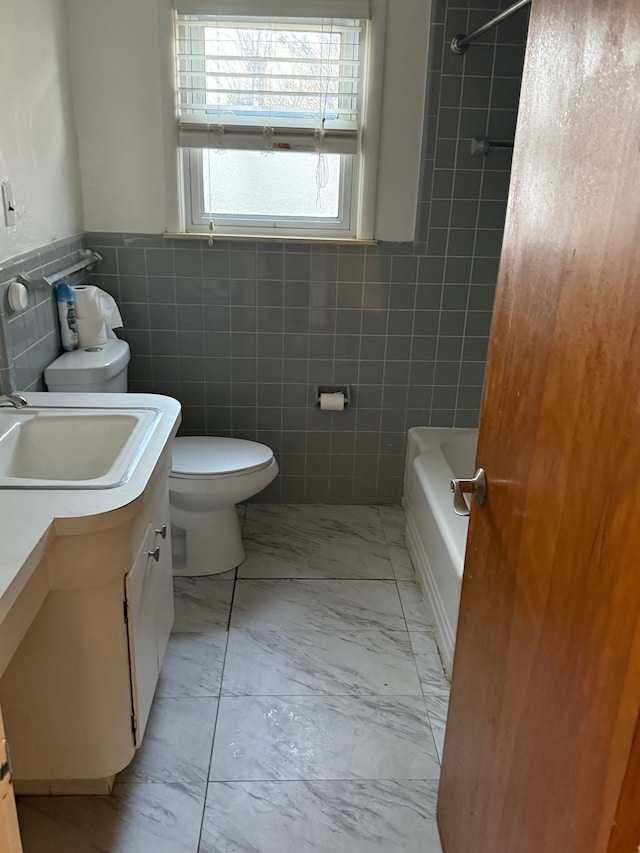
[
  {"left": 244, "top": 504, "right": 386, "bottom": 545},
  {"left": 118, "top": 697, "right": 218, "bottom": 784},
  {"left": 238, "top": 532, "right": 394, "bottom": 579},
  {"left": 231, "top": 579, "right": 406, "bottom": 632},
  {"left": 17, "top": 782, "right": 205, "bottom": 853},
  {"left": 409, "top": 632, "right": 450, "bottom": 695},
  {"left": 222, "top": 629, "right": 422, "bottom": 696},
  {"left": 157, "top": 630, "right": 228, "bottom": 698},
  {"left": 378, "top": 505, "right": 406, "bottom": 546},
  {"left": 17, "top": 505, "right": 447, "bottom": 853},
  {"left": 397, "top": 580, "right": 431, "bottom": 631},
  {"left": 200, "top": 780, "right": 443, "bottom": 853},
  {"left": 388, "top": 543, "right": 416, "bottom": 580},
  {"left": 210, "top": 695, "right": 440, "bottom": 781},
  {"left": 172, "top": 577, "right": 235, "bottom": 632},
  {"left": 425, "top": 692, "right": 450, "bottom": 765}
]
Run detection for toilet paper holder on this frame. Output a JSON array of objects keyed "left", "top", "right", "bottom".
[{"left": 315, "top": 385, "right": 351, "bottom": 408}]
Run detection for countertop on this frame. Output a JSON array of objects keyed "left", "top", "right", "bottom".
[{"left": 0, "top": 392, "right": 181, "bottom": 625}]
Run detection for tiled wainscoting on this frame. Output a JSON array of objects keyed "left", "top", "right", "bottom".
[
  {"left": 17, "top": 505, "right": 450, "bottom": 853},
  {"left": 0, "top": 235, "right": 88, "bottom": 394},
  {"left": 88, "top": 233, "right": 495, "bottom": 504}
]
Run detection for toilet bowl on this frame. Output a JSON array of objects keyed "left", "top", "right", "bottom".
[
  {"left": 169, "top": 437, "right": 278, "bottom": 576},
  {"left": 44, "top": 342, "right": 279, "bottom": 576}
]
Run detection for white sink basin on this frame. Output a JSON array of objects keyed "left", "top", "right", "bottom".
[{"left": 0, "top": 406, "right": 162, "bottom": 489}]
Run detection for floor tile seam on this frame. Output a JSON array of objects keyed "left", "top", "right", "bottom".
[
  {"left": 169, "top": 627, "right": 229, "bottom": 636},
  {"left": 202, "top": 778, "right": 442, "bottom": 786},
  {"left": 112, "top": 779, "right": 207, "bottom": 790},
  {"left": 229, "top": 622, "right": 411, "bottom": 632},
  {"left": 218, "top": 690, "right": 427, "bottom": 698},
  {"left": 413, "top": 652, "right": 451, "bottom": 682},
  {"left": 237, "top": 577, "right": 397, "bottom": 583},
  {"left": 157, "top": 691, "right": 223, "bottom": 699},
  {"left": 419, "top": 686, "right": 452, "bottom": 702},
  {"left": 215, "top": 693, "right": 434, "bottom": 701},
  {"left": 393, "top": 577, "right": 413, "bottom": 634},
  {"left": 225, "top": 626, "right": 416, "bottom": 635},
  {"left": 420, "top": 678, "right": 451, "bottom": 696},
  {"left": 383, "top": 535, "right": 406, "bottom": 548},
  {"left": 233, "top": 578, "right": 401, "bottom": 587},
  {"left": 199, "top": 674, "right": 226, "bottom": 853},
  {"left": 243, "top": 532, "right": 389, "bottom": 547},
  {"left": 147, "top": 695, "right": 222, "bottom": 703},
  {"left": 395, "top": 579, "right": 431, "bottom": 634},
  {"left": 169, "top": 629, "right": 231, "bottom": 637},
  {"left": 204, "top": 775, "right": 443, "bottom": 783},
  {"left": 243, "top": 537, "right": 390, "bottom": 549},
  {"left": 392, "top": 572, "right": 418, "bottom": 582},
  {"left": 424, "top": 716, "right": 444, "bottom": 765}
]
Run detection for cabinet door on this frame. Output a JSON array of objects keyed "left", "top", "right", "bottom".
[
  {"left": 152, "top": 489, "right": 174, "bottom": 671},
  {"left": 125, "top": 525, "right": 159, "bottom": 747}
]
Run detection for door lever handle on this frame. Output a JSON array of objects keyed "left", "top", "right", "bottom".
[{"left": 451, "top": 468, "right": 487, "bottom": 516}]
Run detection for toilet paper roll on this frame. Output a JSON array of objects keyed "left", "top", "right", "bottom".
[
  {"left": 319, "top": 392, "right": 345, "bottom": 411},
  {"left": 72, "top": 285, "right": 123, "bottom": 347},
  {"left": 76, "top": 316, "right": 109, "bottom": 347}
]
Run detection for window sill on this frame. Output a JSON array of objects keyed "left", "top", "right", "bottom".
[{"left": 163, "top": 232, "right": 378, "bottom": 247}]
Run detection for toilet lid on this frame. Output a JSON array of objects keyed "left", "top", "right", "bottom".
[{"left": 171, "top": 437, "right": 274, "bottom": 477}]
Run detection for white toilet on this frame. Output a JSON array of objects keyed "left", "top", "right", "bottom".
[
  {"left": 170, "top": 437, "right": 277, "bottom": 576},
  {"left": 44, "top": 340, "right": 279, "bottom": 575}
]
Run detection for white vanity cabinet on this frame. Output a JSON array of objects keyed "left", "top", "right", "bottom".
[
  {"left": 0, "top": 447, "right": 174, "bottom": 794},
  {"left": 125, "top": 485, "right": 174, "bottom": 746}
]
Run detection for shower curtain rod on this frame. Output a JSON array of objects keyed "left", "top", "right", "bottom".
[{"left": 451, "top": 0, "right": 531, "bottom": 54}]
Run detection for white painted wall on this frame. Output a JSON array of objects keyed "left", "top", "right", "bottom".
[
  {"left": 66, "top": 0, "right": 429, "bottom": 241},
  {"left": 375, "top": 0, "right": 431, "bottom": 241},
  {"left": 66, "top": 0, "right": 180, "bottom": 234},
  {"left": 0, "top": 0, "right": 84, "bottom": 263}
]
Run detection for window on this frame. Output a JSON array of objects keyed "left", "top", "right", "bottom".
[{"left": 175, "top": 1, "right": 375, "bottom": 239}]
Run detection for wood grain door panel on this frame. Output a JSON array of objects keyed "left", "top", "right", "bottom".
[{"left": 438, "top": 1, "right": 640, "bottom": 851}]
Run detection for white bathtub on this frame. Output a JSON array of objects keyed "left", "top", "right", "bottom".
[{"left": 403, "top": 427, "right": 478, "bottom": 678}]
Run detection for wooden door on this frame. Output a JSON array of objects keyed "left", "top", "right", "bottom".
[{"left": 438, "top": 2, "right": 640, "bottom": 852}]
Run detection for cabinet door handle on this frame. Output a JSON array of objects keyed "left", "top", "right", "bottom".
[
  {"left": 155, "top": 525, "right": 167, "bottom": 540},
  {"left": 148, "top": 547, "right": 161, "bottom": 562}
]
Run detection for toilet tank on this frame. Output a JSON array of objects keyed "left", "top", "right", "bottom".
[{"left": 44, "top": 339, "right": 130, "bottom": 393}]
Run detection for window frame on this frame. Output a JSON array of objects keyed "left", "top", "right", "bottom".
[
  {"left": 176, "top": 12, "right": 374, "bottom": 240},
  {"left": 183, "top": 147, "right": 357, "bottom": 238}
]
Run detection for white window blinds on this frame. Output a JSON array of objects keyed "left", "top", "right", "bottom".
[{"left": 175, "top": 11, "right": 367, "bottom": 154}]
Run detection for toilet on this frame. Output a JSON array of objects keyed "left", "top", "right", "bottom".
[
  {"left": 169, "top": 437, "right": 277, "bottom": 576},
  {"left": 44, "top": 340, "right": 279, "bottom": 575}
]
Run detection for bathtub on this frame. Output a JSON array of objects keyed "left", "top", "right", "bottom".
[{"left": 403, "top": 427, "right": 478, "bottom": 678}]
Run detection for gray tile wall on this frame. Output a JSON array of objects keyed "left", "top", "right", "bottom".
[
  {"left": 0, "top": 236, "right": 88, "bottom": 394},
  {"left": 0, "top": 0, "right": 527, "bottom": 503}
]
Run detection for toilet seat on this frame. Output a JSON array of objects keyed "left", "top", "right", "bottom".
[{"left": 171, "top": 436, "right": 274, "bottom": 479}]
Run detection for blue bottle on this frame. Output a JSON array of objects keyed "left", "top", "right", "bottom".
[{"left": 55, "top": 281, "right": 79, "bottom": 351}]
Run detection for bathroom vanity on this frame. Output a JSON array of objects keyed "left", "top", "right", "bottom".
[{"left": 0, "top": 393, "right": 181, "bottom": 800}]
